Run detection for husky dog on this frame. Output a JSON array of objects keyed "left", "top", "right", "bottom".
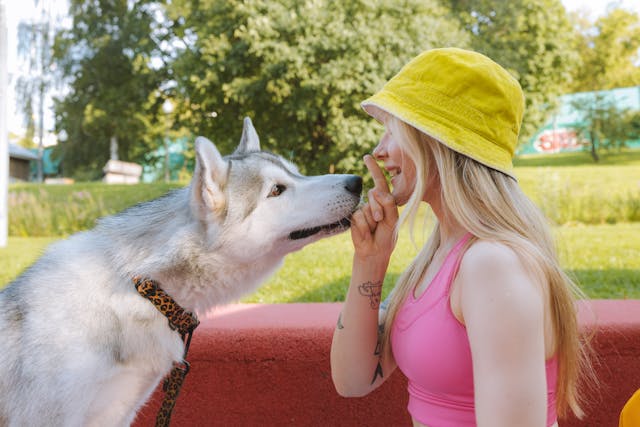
[{"left": 0, "top": 118, "right": 362, "bottom": 426}]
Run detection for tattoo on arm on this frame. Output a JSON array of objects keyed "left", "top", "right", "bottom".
[
  {"left": 358, "top": 280, "right": 383, "bottom": 309},
  {"left": 373, "top": 323, "right": 384, "bottom": 356},
  {"left": 371, "top": 361, "right": 384, "bottom": 385},
  {"left": 337, "top": 312, "right": 344, "bottom": 330},
  {"left": 371, "top": 322, "right": 385, "bottom": 384}
]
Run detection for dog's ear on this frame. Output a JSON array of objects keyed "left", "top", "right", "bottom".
[
  {"left": 191, "top": 136, "right": 227, "bottom": 217},
  {"left": 234, "top": 117, "right": 261, "bottom": 154}
]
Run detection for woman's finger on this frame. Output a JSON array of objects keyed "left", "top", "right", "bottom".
[
  {"left": 364, "top": 154, "right": 391, "bottom": 194},
  {"left": 371, "top": 189, "right": 398, "bottom": 227},
  {"left": 367, "top": 188, "right": 383, "bottom": 222},
  {"left": 361, "top": 203, "right": 378, "bottom": 233},
  {"left": 350, "top": 209, "right": 370, "bottom": 243}
]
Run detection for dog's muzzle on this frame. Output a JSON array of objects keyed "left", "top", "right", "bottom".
[
  {"left": 289, "top": 217, "right": 353, "bottom": 240},
  {"left": 288, "top": 175, "right": 361, "bottom": 240}
]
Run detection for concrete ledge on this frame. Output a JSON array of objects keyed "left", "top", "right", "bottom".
[{"left": 133, "top": 300, "right": 640, "bottom": 426}]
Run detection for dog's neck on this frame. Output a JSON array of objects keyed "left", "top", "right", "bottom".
[
  {"left": 97, "top": 187, "right": 286, "bottom": 314},
  {"left": 147, "top": 253, "right": 284, "bottom": 314}
]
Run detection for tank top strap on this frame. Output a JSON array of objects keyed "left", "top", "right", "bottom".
[
  {"left": 413, "top": 232, "right": 475, "bottom": 302},
  {"left": 439, "top": 232, "right": 474, "bottom": 294}
]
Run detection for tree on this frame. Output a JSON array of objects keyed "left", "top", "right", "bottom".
[
  {"left": 448, "top": 0, "right": 579, "bottom": 144},
  {"left": 166, "top": 0, "right": 469, "bottom": 175},
  {"left": 570, "top": 93, "right": 640, "bottom": 162},
  {"left": 569, "top": 7, "right": 640, "bottom": 93},
  {"left": 16, "top": 0, "right": 58, "bottom": 181},
  {"left": 53, "top": 0, "right": 169, "bottom": 179}
]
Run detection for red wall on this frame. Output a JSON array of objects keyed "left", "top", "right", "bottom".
[{"left": 133, "top": 300, "right": 640, "bottom": 427}]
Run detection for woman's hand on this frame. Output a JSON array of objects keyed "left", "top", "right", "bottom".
[{"left": 350, "top": 155, "right": 399, "bottom": 261}]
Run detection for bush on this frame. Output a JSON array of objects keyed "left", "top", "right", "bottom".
[
  {"left": 9, "top": 182, "right": 182, "bottom": 237},
  {"left": 7, "top": 152, "right": 640, "bottom": 237}
]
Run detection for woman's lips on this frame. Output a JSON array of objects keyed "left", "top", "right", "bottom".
[{"left": 387, "top": 168, "right": 401, "bottom": 186}]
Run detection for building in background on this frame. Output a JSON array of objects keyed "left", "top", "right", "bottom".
[
  {"left": 141, "top": 137, "right": 191, "bottom": 183},
  {"left": 519, "top": 86, "right": 640, "bottom": 155},
  {"left": 102, "top": 159, "right": 142, "bottom": 184},
  {"left": 8, "top": 143, "right": 37, "bottom": 181}
]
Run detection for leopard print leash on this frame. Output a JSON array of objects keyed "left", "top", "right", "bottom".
[{"left": 133, "top": 276, "right": 200, "bottom": 427}]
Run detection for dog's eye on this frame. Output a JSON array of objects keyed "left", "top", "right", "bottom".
[{"left": 268, "top": 184, "right": 286, "bottom": 198}]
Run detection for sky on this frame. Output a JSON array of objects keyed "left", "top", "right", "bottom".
[
  {"left": 562, "top": 0, "right": 640, "bottom": 18},
  {"left": 4, "top": 0, "right": 640, "bottom": 141}
]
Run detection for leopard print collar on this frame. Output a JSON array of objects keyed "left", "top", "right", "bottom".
[
  {"left": 132, "top": 276, "right": 200, "bottom": 337},
  {"left": 132, "top": 276, "right": 200, "bottom": 427}
]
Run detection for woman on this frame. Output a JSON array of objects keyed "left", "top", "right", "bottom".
[{"left": 330, "top": 48, "right": 590, "bottom": 427}]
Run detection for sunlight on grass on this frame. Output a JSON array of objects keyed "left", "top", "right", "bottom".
[
  {"left": 514, "top": 149, "right": 640, "bottom": 167},
  {"left": 0, "top": 237, "right": 58, "bottom": 285},
  {"left": 244, "top": 222, "right": 640, "bottom": 303},
  {"left": 2, "top": 224, "right": 638, "bottom": 299},
  {"left": 555, "top": 223, "right": 640, "bottom": 299},
  {"left": 3, "top": 150, "right": 639, "bottom": 298},
  {"left": 515, "top": 164, "right": 640, "bottom": 224},
  {"left": 9, "top": 183, "right": 184, "bottom": 236}
]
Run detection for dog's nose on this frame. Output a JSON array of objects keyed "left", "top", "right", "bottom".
[{"left": 344, "top": 175, "right": 363, "bottom": 195}]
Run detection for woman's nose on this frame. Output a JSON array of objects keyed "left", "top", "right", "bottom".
[{"left": 372, "top": 140, "right": 387, "bottom": 159}]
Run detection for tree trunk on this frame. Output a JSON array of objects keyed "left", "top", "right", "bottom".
[
  {"left": 110, "top": 135, "right": 119, "bottom": 160},
  {"left": 164, "top": 138, "right": 170, "bottom": 182},
  {"left": 589, "top": 129, "right": 599, "bottom": 163},
  {"left": 37, "top": 80, "right": 45, "bottom": 182}
]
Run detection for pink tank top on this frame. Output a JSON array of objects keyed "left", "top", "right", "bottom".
[{"left": 391, "top": 233, "right": 558, "bottom": 426}]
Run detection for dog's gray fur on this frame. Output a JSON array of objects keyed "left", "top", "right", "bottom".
[{"left": 0, "top": 118, "right": 361, "bottom": 426}]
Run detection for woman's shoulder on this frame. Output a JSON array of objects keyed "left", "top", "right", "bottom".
[
  {"left": 455, "top": 238, "right": 545, "bottom": 332},
  {"left": 461, "top": 238, "right": 522, "bottom": 272},
  {"left": 458, "top": 238, "right": 543, "bottom": 302}
]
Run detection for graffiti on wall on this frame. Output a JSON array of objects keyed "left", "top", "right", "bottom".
[{"left": 532, "top": 128, "right": 586, "bottom": 153}]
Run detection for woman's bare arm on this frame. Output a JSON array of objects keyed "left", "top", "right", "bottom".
[
  {"left": 459, "top": 241, "right": 548, "bottom": 427},
  {"left": 331, "top": 155, "right": 399, "bottom": 396}
]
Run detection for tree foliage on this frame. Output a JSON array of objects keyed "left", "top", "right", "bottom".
[
  {"left": 15, "top": 0, "right": 58, "bottom": 181},
  {"left": 53, "top": 0, "right": 168, "bottom": 179},
  {"left": 51, "top": 0, "right": 636, "bottom": 179},
  {"left": 166, "top": 0, "right": 469, "bottom": 174},
  {"left": 569, "top": 7, "right": 640, "bottom": 93},
  {"left": 571, "top": 93, "right": 640, "bottom": 162},
  {"left": 448, "top": 0, "right": 578, "bottom": 144}
]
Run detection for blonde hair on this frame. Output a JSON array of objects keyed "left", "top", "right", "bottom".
[{"left": 381, "top": 118, "right": 592, "bottom": 418}]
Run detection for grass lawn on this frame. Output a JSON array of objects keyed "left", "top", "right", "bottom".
[
  {"left": 513, "top": 151, "right": 640, "bottom": 225},
  {"left": 9, "top": 181, "right": 183, "bottom": 208},
  {"left": 9, "top": 182, "right": 184, "bottom": 237},
  {"left": 513, "top": 148, "right": 640, "bottom": 167},
  {"left": 555, "top": 223, "right": 640, "bottom": 299},
  {"left": 7, "top": 149, "right": 640, "bottom": 237},
  {"left": 0, "top": 237, "right": 58, "bottom": 285},
  {"left": 4, "top": 223, "right": 635, "bottom": 300},
  {"left": 3, "top": 149, "right": 638, "bottom": 299},
  {"left": 246, "top": 222, "right": 640, "bottom": 302}
]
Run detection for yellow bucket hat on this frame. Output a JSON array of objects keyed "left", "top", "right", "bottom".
[{"left": 362, "top": 48, "right": 524, "bottom": 177}]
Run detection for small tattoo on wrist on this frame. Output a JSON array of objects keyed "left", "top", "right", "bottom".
[{"left": 358, "top": 281, "right": 382, "bottom": 309}]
